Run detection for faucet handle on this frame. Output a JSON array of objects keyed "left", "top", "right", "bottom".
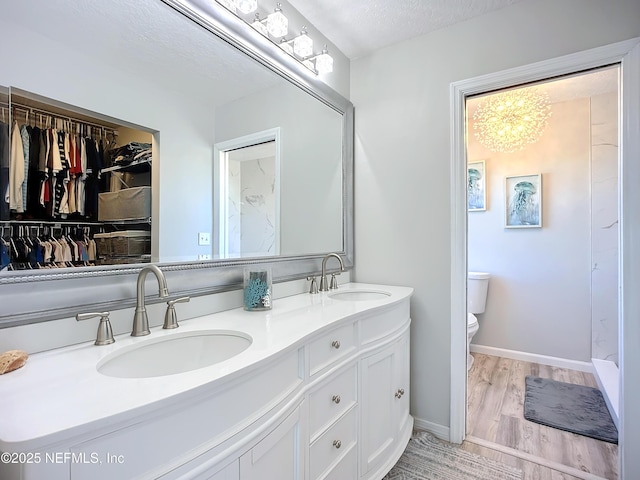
[
  {"left": 163, "top": 297, "right": 190, "bottom": 329},
  {"left": 307, "top": 276, "right": 319, "bottom": 294},
  {"left": 329, "top": 273, "right": 340, "bottom": 290},
  {"left": 76, "top": 311, "right": 115, "bottom": 346}
]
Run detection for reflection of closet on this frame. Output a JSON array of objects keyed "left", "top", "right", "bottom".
[{"left": 0, "top": 88, "right": 153, "bottom": 271}]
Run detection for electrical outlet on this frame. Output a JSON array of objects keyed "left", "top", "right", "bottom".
[
  {"left": 198, "top": 254, "right": 211, "bottom": 260},
  {"left": 198, "top": 232, "right": 211, "bottom": 246}
]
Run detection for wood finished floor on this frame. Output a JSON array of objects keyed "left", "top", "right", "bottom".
[{"left": 463, "top": 353, "right": 618, "bottom": 480}]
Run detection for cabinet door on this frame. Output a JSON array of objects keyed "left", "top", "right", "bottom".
[
  {"left": 360, "top": 346, "right": 396, "bottom": 475},
  {"left": 393, "top": 331, "right": 411, "bottom": 438},
  {"left": 240, "top": 405, "right": 304, "bottom": 480},
  {"left": 360, "top": 332, "right": 411, "bottom": 477}
]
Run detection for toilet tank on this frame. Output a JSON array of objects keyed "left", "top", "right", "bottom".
[{"left": 468, "top": 272, "right": 490, "bottom": 314}]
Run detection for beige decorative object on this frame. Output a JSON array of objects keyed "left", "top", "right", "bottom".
[{"left": 0, "top": 350, "right": 29, "bottom": 375}]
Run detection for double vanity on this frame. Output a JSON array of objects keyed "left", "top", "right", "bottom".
[{"left": 0, "top": 283, "right": 413, "bottom": 480}]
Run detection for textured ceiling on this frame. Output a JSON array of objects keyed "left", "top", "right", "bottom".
[{"left": 288, "top": 0, "right": 527, "bottom": 59}]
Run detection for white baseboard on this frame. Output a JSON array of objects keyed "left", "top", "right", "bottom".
[
  {"left": 412, "top": 417, "right": 451, "bottom": 442},
  {"left": 470, "top": 344, "right": 593, "bottom": 373}
]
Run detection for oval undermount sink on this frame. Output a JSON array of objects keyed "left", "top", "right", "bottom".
[
  {"left": 328, "top": 290, "right": 391, "bottom": 301},
  {"left": 97, "top": 330, "right": 252, "bottom": 378}
]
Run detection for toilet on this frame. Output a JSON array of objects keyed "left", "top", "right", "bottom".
[{"left": 467, "top": 271, "right": 490, "bottom": 370}]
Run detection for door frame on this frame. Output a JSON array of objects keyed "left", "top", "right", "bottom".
[
  {"left": 449, "top": 37, "right": 640, "bottom": 477},
  {"left": 213, "top": 127, "right": 281, "bottom": 258}
]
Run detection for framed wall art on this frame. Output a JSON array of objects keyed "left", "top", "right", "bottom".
[
  {"left": 467, "top": 160, "right": 487, "bottom": 211},
  {"left": 505, "top": 173, "right": 542, "bottom": 228}
]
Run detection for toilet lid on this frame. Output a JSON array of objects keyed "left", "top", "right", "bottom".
[{"left": 467, "top": 313, "right": 478, "bottom": 326}]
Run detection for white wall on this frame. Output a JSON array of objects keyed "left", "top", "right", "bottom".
[
  {"left": 351, "top": 0, "right": 640, "bottom": 437},
  {"left": 468, "top": 97, "right": 592, "bottom": 361}
]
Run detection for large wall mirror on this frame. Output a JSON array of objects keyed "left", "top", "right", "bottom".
[{"left": 0, "top": 0, "right": 353, "bottom": 327}]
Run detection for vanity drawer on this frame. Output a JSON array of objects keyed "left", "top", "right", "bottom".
[
  {"left": 309, "top": 407, "right": 357, "bottom": 480},
  {"left": 309, "top": 322, "right": 356, "bottom": 376},
  {"left": 320, "top": 445, "right": 357, "bottom": 480},
  {"left": 308, "top": 364, "right": 357, "bottom": 440},
  {"left": 359, "top": 300, "right": 410, "bottom": 345}
]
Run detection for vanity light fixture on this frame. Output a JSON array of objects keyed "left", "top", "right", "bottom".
[
  {"left": 217, "top": 0, "right": 236, "bottom": 13},
  {"left": 279, "top": 37, "right": 294, "bottom": 55},
  {"left": 473, "top": 88, "right": 552, "bottom": 153},
  {"left": 215, "top": 0, "right": 334, "bottom": 76},
  {"left": 312, "top": 45, "right": 334, "bottom": 74},
  {"left": 266, "top": 3, "right": 288, "bottom": 38},
  {"left": 236, "top": 0, "right": 257, "bottom": 14},
  {"left": 250, "top": 13, "right": 268, "bottom": 36},
  {"left": 293, "top": 27, "right": 313, "bottom": 58}
]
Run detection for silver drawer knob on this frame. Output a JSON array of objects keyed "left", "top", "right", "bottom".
[
  {"left": 395, "top": 388, "right": 405, "bottom": 398},
  {"left": 332, "top": 395, "right": 341, "bottom": 404},
  {"left": 333, "top": 440, "right": 342, "bottom": 449},
  {"left": 331, "top": 340, "right": 341, "bottom": 349}
]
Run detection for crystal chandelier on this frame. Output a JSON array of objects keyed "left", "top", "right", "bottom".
[
  {"left": 472, "top": 88, "right": 552, "bottom": 153},
  {"left": 216, "top": 1, "right": 334, "bottom": 75}
]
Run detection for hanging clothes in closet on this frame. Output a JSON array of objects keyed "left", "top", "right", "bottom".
[
  {"left": 5, "top": 111, "right": 108, "bottom": 222},
  {"left": 0, "top": 225, "right": 97, "bottom": 271},
  {"left": 0, "top": 115, "right": 9, "bottom": 221},
  {"left": 7, "top": 120, "right": 25, "bottom": 214}
]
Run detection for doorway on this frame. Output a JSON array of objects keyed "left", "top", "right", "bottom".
[
  {"left": 449, "top": 38, "right": 640, "bottom": 478},
  {"left": 214, "top": 128, "right": 281, "bottom": 259},
  {"left": 463, "top": 66, "right": 620, "bottom": 478}
]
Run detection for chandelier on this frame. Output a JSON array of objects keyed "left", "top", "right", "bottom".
[{"left": 472, "top": 88, "right": 551, "bottom": 153}]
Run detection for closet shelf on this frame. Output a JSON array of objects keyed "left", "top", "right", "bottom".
[
  {"left": 101, "top": 158, "right": 151, "bottom": 174},
  {"left": 109, "top": 217, "right": 152, "bottom": 225}
]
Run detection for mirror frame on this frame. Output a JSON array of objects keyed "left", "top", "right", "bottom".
[{"left": 0, "top": 0, "right": 353, "bottom": 328}]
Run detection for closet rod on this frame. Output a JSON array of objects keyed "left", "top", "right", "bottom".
[
  {"left": 0, "top": 220, "right": 104, "bottom": 226},
  {"left": 11, "top": 102, "right": 119, "bottom": 135}
]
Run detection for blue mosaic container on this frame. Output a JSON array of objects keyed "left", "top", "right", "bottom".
[{"left": 243, "top": 268, "right": 272, "bottom": 311}]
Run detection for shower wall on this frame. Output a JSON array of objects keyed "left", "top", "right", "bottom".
[{"left": 590, "top": 92, "right": 619, "bottom": 364}]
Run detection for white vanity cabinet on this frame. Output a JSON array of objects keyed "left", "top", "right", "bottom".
[
  {"left": 307, "top": 353, "right": 359, "bottom": 480},
  {"left": 206, "top": 461, "right": 239, "bottom": 480},
  {"left": 239, "top": 403, "right": 305, "bottom": 480},
  {"left": 360, "top": 328, "right": 411, "bottom": 479},
  {"left": 0, "top": 284, "right": 412, "bottom": 480}
]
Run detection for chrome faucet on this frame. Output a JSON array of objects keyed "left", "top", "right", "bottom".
[
  {"left": 319, "top": 253, "right": 345, "bottom": 292},
  {"left": 132, "top": 264, "right": 169, "bottom": 336}
]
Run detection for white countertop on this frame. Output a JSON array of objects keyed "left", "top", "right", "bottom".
[{"left": 0, "top": 283, "right": 412, "bottom": 452}]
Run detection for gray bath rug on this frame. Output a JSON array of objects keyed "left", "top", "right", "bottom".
[
  {"left": 524, "top": 375, "right": 618, "bottom": 444},
  {"left": 382, "top": 431, "right": 523, "bottom": 480}
]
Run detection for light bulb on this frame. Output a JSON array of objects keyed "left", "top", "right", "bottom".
[
  {"left": 235, "top": 0, "right": 257, "bottom": 14},
  {"left": 267, "top": 3, "right": 288, "bottom": 38},
  {"left": 293, "top": 27, "right": 313, "bottom": 58},
  {"left": 315, "top": 46, "right": 333, "bottom": 74}
]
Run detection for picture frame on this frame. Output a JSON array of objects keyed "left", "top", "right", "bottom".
[
  {"left": 505, "top": 173, "right": 542, "bottom": 228},
  {"left": 467, "top": 160, "right": 487, "bottom": 211}
]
